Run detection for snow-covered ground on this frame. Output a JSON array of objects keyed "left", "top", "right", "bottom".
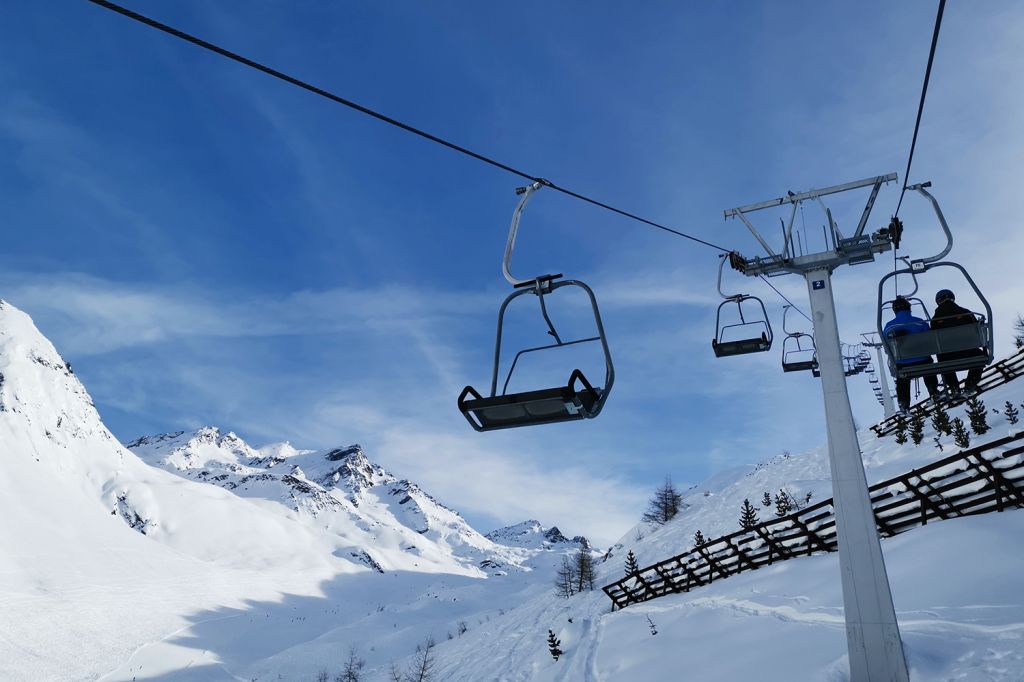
[{"left": 2, "top": 297, "right": 1022, "bottom": 681}]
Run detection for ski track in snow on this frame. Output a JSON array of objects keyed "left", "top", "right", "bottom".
[{"left": 95, "top": 614, "right": 248, "bottom": 682}]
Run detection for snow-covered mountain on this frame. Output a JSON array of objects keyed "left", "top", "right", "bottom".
[
  {"left": 125, "top": 427, "right": 534, "bottom": 575},
  {"left": 0, "top": 300, "right": 590, "bottom": 681},
  {"left": 486, "top": 519, "right": 590, "bottom": 550},
  {"left": 3, "top": 296, "right": 1023, "bottom": 681}
]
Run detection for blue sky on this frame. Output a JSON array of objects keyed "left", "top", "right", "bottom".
[{"left": 2, "top": 1, "right": 1022, "bottom": 545}]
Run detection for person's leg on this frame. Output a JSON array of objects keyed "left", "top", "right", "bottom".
[
  {"left": 965, "top": 367, "right": 983, "bottom": 392},
  {"left": 941, "top": 371, "right": 961, "bottom": 394},
  {"left": 924, "top": 374, "right": 940, "bottom": 398},
  {"left": 896, "top": 377, "right": 910, "bottom": 411}
]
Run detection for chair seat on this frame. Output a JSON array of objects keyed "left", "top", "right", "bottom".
[
  {"left": 896, "top": 355, "right": 989, "bottom": 380},
  {"left": 783, "top": 359, "right": 818, "bottom": 373},
  {"left": 458, "top": 375, "right": 601, "bottom": 432},
  {"left": 713, "top": 336, "right": 770, "bottom": 357}
]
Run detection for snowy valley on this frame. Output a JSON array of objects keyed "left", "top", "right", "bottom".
[{"left": 2, "top": 298, "right": 1024, "bottom": 681}]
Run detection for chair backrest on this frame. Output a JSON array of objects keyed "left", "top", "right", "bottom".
[{"left": 891, "top": 322, "right": 988, "bottom": 361}]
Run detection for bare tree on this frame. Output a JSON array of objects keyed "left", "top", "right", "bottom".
[
  {"left": 555, "top": 556, "right": 577, "bottom": 598},
  {"left": 387, "top": 662, "right": 403, "bottom": 682},
  {"left": 336, "top": 646, "right": 365, "bottom": 682},
  {"left": 316, "top": 670, "right": 330, "bottom": 682},
  {"left": 408, "top": 636, "right": 436, "bottom": 682},
  {"left": 574, "top": 549, "right": 596, "bottom": 593},
  {"left": 1014, "top": 313, "right": 1024, "bottom": 349}
]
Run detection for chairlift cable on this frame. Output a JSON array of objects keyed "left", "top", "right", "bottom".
[
  {"left": 83, "top": 0, "right": 731, "bottom": 253},
  {"left": 758, "top": 276, "right": 812, "bottom": 324},
  {"left": 893, "top": 0, "right": 947, "bottom": 218}
]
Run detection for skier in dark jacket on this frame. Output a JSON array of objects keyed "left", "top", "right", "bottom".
[
  {"left": 931, "top": 289, "right": 986, "bottom": 395},
  {"left": 883, "top": 296, "right": 940, "bottom": 412}
]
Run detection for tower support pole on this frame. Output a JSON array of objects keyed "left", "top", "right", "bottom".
[{"left": 805, "top": 268, "right": 908, "bottom": 682}]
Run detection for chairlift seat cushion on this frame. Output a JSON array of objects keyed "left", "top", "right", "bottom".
[
  {"left": 458, "top": 372, "right": 601, "bottom": 432},
  {"left": 783, "top": 360, "right": 818, "bottom": 373},
  {"left": 713, "top": 336, "right": 770, "bottom": 357}
]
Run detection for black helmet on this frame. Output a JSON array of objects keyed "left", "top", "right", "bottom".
[
  {"left": 935, "top": 289, "right": 955, "bottom": 304},
  {"left": 892, "top": 296, "right": 911, "bottom": 313}
]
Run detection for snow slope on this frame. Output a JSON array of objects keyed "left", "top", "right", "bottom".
[
  {"left": 413, "top": 378, "right": 1024, "bottom": 681},
  {"left": 3, "top": 296, "right": 1023, "bottom": 680},
  {"left": 0, "top": 300, "right": 590, "bottom": 681}
]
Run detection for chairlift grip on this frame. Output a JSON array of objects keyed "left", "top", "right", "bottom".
[
  {"left": 906, "top": 183, "right": 953, "bottom": 265},
  {"left": 503, "top": 182, "right": 545, "bottom": 287}
]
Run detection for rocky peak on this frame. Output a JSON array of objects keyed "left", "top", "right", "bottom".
[
  {"left": 486, "top": 520, "right": 588, "bottom": 549},
  {"left": 319, "top": 444, "right": 393, "bottom": 492}
]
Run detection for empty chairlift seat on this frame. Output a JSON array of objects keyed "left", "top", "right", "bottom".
[
  {"left": 459, "top": 368, "right": 601, "bottom": 431},
  {"left": 712, "top": 253, "right": 773, "bottom": 358},
  {"left": 458, "top": 183, "right": 614, "bottom": 432}
]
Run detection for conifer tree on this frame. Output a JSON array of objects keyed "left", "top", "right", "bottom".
[
  {"left": 931, "top": 406, "right": 953, "bottom": 436},
  {"left": 624, "top": 550, "right": 640, "bottom": 576},
  {"left": 641, "top": 476, "right": 684, "bottom": 525},
  {"left": 739, "top": 498, "right": 759, "bottom": 530},
  {"left": 693, "top": 529, "right": 706, "bottom": 546},
  {"left": 1014, "top": 313, "right": 1024, "bottom": 349},
  {"left": 933, "top": 435, "right": 943, "bottom": 452},
  {"left": 952, "top": 417, "right": 970, "bottom": 449},
  {"left": 646, "top": 615, "right": 658, "bottom": 635},
  {"left": 909, "top": 412, "right": 925, "bottom": 445},
  {"left": 894, "top": 416, "right": 908, "bottom": 445},
  {"left": 773, "top": 490, "right": 792, "bottom": 517},
  {"left": 547, "top": 630, "right": 563, "bottom": 661},
  {"left": 965, "top": 397, "right": 990, "bottom": 435},
  {"left": 761, "top": 491, "right": 772, "bottom": 508},
  {"left": 1004, "top": 401, "right": 1020, "bottom": 425}
]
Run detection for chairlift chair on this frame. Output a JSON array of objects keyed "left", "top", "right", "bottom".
[
  {"left": 780, "top": 305, "right": 818, "bottom": 372},
  {"left": 876, "top": 183, "right": 994, "bottom": 381},
  {"left": 458, "top": 183, "right": 614, "bottom": 432},
  {"left": 712, "top": 252, "right": 773, "bottom": 357}
]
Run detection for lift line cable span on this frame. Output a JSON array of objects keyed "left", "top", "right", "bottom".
[
  {"left": 86, "top": 1, "right": 825, "bottom": 325},
  {"left": 893, "top": 0, "right": 946, "bottom": 219},
  {"left": 83, "top": 0, "right": 731, "bottom": 254}
]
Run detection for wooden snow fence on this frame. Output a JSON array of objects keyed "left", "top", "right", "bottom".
[
  {"left": 871, "top": 347, "right": 1024, "bottom": 438},
  {"left": 603, "top": 429, "right": 1024, "bottom": 610}
]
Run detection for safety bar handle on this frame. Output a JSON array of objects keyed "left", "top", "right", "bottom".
[
  {"left": 568, "top": 368, "right": 600, "bottom": 405},
  {"left": 457, "top": 385, "right": 486, "bottom": 432}
]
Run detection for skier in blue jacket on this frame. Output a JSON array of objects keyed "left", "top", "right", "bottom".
[{"left": 883, "top": 296, "right": 940, "bottom": 412}]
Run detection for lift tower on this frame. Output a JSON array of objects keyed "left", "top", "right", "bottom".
[
  {"left": 724, "top": 173, "right": 909, "bottom": 682},
  {"left": 861, "top": 332, "right": 897, "bottom": 419}
]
